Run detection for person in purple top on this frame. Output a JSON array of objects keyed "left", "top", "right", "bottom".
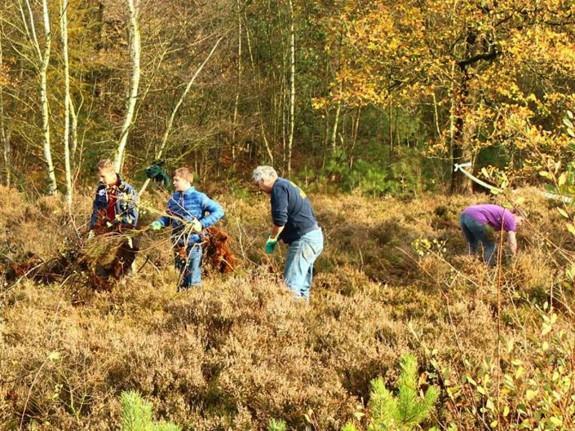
[{"left": 460, "top": 204, "right": 524, "bottom": 265}]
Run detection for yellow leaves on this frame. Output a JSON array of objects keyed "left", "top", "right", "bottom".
[{"left": 525, "top": 389, "right": 538, "bottom": 401}]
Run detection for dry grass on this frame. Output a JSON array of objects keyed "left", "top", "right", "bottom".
[{"left": 1, "top": 185, "right": 574, "bottom": 430}]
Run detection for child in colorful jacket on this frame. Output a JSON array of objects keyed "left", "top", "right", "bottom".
[
  {"left": 87, "top": 159, "right": 139, "bottom": 279},
  {"left": 149, "top": 167, "right": 224, "bottom": 290},
  {"left": 89, "top": 159, "right": 139, "bottom": 233}
]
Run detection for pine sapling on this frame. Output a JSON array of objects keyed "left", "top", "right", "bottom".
[{"left": 120, "top": 391, "right": 181, "bottom": 431}]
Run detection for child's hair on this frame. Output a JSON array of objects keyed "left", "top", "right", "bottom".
[
  {"left": 97, "top": 159, "right": 115, "bottom": 172},
  {"left": 174, "top": 167, "right": 194, "bottom": 182}
]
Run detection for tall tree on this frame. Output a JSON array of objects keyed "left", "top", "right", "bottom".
[
  {"left": 114, "top": 0, "right": 141, "bottom": 173},
  {"left": 18, "top": 0, "right": 58, "bottom": 193},
  {"left": 0, "top": 23, "right": 9, "bottom": 187},
  {"left": 286, "top": 0, "right": 296, "bottom": 175},
  {"left": 60, "top": 0, "right": 73, "bottom": 209}
]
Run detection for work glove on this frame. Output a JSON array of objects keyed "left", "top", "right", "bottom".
[
  {"left": 149, "top": 221, "right": 163, "bottom": 231},
  {"left": 190, "top": 219, "right": 203, "bottom": 233},
  {"left": 87, "top": 230, "right": 95, "bottom": 240},
  {"left": 265, "top": 237, "right": 278, "bottom": 254}
]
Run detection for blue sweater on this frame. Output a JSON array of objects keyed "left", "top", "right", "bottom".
[
  {"left": 157, "top": 187, "right": 224, "bottom": 245},
  {"left": 271, "top": 178, "right": 318, "bottom": 244}
]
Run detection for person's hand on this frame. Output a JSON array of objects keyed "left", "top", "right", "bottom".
[
  {"left": 87, "top": 230, "right": 95, "bottom": 240},
  {"left": 265, "top": 237, "right": 278, "bottom": 254},
  {"left": 190, "top": 219, "right": 203, "bottom": 233},
  {"left": 149, "top": 221, "right": 163, "bottom": 231}
]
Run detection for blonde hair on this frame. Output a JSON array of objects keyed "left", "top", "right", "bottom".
[
  {"left": 97, "top": 159, "right": 115, "bottom": 172},
  {"left": 174, "top": 167, "right": 194, "bottom": 182}
]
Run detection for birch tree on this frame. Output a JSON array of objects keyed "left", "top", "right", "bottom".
[
  {"left": 231, "top": 0, "right": 242, "bottom": 160},
  {"left": 0, "top": 25, "right": 9, "bottom": 187},
  {"left": 286, "top": 0, "right": 295, "bottom": 175},
  {"left": 39, "top": 0, "right": 56, "bottom": 194},
  {"left": 60, "top": 0, "right": 73, "bottom": 209},
  {"left": 18, "top": 0, "right": 57, "bottom": 193},
  {"left": 114, "top": 0, "right": 141, "bottom": 173}
]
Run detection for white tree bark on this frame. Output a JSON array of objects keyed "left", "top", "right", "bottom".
[
  {"left": 139, "top": 36, "right": 223, "bottom": 196},
  {"left": 114, "top": 0, "right": 141, "bottom": 173},
  {"left": 70, "top": 97, "right": 79, "bottom": 161},
  {"left": 40, "top": 0, "right": 57, "bottom": 194},
  {"left": 60, "top": 0, "right": 73, "bottom": 210},
  {"left": 231, "top": 0, "right": 242, "bottom": 159},
  {"left": 19, "top": 0, "right": 57, "bottom": 193},
  {"left": 287, "top": 0, "right": 295, "bottom": 175},
  {"left": 0, "top": 25, "right": 10, "bottom": 187},
  {"left": 331, "top": 101, "right": 341, "bottom": 152}
]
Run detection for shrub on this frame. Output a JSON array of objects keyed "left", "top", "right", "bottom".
[
  {"left": 345, "top": 354, "right": 439, "bottom": 431},
  {"left": 121, "top": 391, "right": 181, "bottom": 431}
]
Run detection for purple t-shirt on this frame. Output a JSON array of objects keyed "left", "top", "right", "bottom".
[{"left": 463, "top": 204, "right": 517, "bottom": 232}]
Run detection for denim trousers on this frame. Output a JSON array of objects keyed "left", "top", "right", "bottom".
[
  {"left": 174, "top": 244, "right": 202, "bottom": 290},
  {"left": 284, "top": 228, "right": 324, "bottom": 299},
  {"left": 460, "top": 213, "right": 496, "bottom": 265}
]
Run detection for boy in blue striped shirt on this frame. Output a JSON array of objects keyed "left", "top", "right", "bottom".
[{"left": 149, "top": 167, "right": 224, "bottom": 290}]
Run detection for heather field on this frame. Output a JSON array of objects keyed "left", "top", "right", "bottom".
[{"left": 1, "top": 185, "right": 573, "bottom": 430}]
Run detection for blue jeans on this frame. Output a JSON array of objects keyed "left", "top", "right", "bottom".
[
  {"left": 284, "top": 228, "right": 324, "bottom": 299},
  {"left": 460, "top": 213, "right": 496, "bottom": 265},
  {"left": 174, "top": 244, "right": 202, "bottom": 290}
]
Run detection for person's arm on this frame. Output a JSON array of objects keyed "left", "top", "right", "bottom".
[
  {"left": 270, "top": 224, "right": 284, "bottom": 240},
  {"left": 155, "top": 197, "right": 176, "bottom": 227},
  {"left": 121, "top": 184, "right": 139, "bottom": 226},
  {"left": 270, "top": 184, "right": 288, "bottom": 237},
  {"left": 200, "top": 195, "right": 224, "bottom": 228},
  {"left": 508, "top": 231, "right": 518, "bottom": 255},
  {"left": 88, "top": 188, "right": 101, "bottom": 230}
]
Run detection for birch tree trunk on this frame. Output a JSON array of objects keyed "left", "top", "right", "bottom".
[
  {"left": 231, "top": 0, "right": 242, "bottom": 160},
  {"left": 70, "top": 97, "right": 79, "bottom": 161},
  {"left": 0, "top": 27, "right": 10, "bottom": 187},
  {"left": 60, "top": 0, "right": 73, "bottom": 210},
  {"left": 40, "top": 0, "right": 57, "bottom": 194},
  {"left": 139, "top": 36, "right": 223, "bottom": 196},
  {"left": 286, "top": 0, "right": 295, "bottom": 175},
  {"left": 114, "top": 0, "right": 141, "bottom": 173},
  {"left": 331, "top": 101, "right": 341, "bottom": 153}
]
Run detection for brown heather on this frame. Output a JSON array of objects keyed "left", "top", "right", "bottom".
[{"left": 1, "top": 185, "right": 574, "bottom": 430}]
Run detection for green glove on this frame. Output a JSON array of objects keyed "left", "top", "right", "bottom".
[
  {"left": 149, "top": 221, "right": 163, "bottom": 231},
  {"left": 265, "top": 237, "right": 278, "bottom": 254}
]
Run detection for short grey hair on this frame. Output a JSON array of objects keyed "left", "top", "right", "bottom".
[{"left": 252, "top": 165, "right": 278, "bottom": 183}]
